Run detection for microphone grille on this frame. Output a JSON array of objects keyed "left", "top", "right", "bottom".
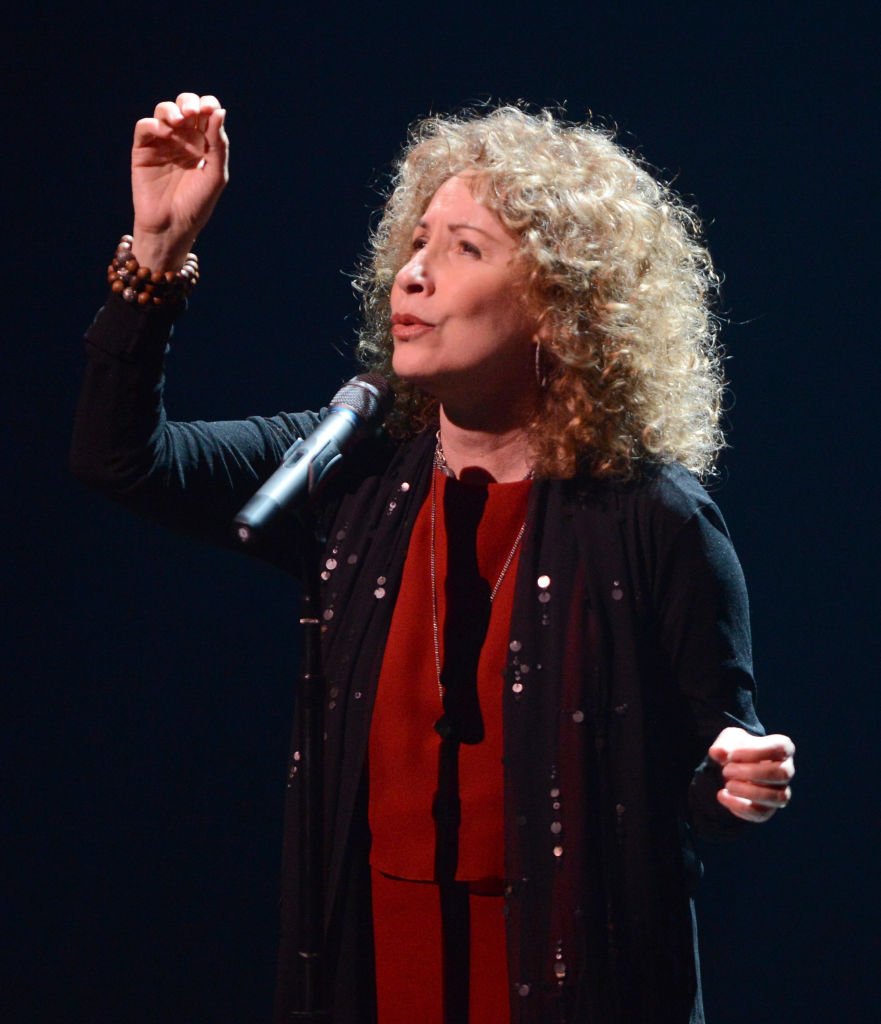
[{"left": 330, "top": 374, "right": 395, "bottom": 420}]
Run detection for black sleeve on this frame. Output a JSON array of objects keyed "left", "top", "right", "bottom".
[
  {"left": 70, "top": 295, "right": 322, "bottom": 552},
  {"left": 652, "top": 499, "right": 765, "bottom": 839}
]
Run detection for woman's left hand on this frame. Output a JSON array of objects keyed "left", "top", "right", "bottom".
[{"left": 707, "top": 727, "right": 795, "bottom": 822}]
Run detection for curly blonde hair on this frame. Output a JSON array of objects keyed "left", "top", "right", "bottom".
[{"left": 356, "top": 106, "right": 724, "bottom": 479}]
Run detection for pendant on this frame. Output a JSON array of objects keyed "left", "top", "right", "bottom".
[{"left": 434, "top": 714, "right": 457, "bottom": 741}]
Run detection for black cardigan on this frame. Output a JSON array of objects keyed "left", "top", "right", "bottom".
[{"left": 72, "top": 296, "right": 764, "bottom": 1024}]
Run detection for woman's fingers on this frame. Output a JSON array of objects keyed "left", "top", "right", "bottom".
[
  {"left": 175, "top": 92, "right": 202, "bottom": 116},
  {"left": 173, "top": 92, "right": 221, "bottom": 133},
  {"left": 198, "top": 95, "right": 221, "bottom": 133},
  {"left": 708, "top": 726, "right": 795, "bottom": 823},
  {"left": 730, "top": 734, "right": 796, "bottom": 763},
  {"left": 709, "top": 728, "right": 796, "bottom": 766},
  {"left": 722, "top": 756, "right": 795, "bottom": 785},
  {"left": 133, "top": 116, "right": 164, "bottom": 146},
  {"left": 722, "top": 778, "right": 792, "bottom": 807},
  {"left": 134, "top": 98, "right": 227, "bottom": 173},
  {"left": 716, "top": 789, "right": 778, "bottom": 823},
  {"left": 152, "top": 94, "right": 222, "bottom": 133},
  {"left": 203, "top": 108, "right": 230, "bottom": 185},
  {"left": 717, "top": 764, "right": 793, "bottom": 822},
  {"left": 154, "top": 99, "right": 186, "bottom": 126}
]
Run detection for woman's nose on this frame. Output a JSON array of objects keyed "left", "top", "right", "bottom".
[{"left": 395, "top": 254, "right": 433, "bottom": 294}]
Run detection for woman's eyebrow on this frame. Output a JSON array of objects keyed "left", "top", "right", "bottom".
[
  {"left": 448, "top": 222, "right": 496, "bottom": 238},
  {"left": 415, "top": 219, "right": 498, "bottom": 239}
]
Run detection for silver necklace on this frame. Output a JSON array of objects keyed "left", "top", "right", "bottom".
[
  {"left": 433, "top": 429, "right": 455, "bottom": 477},
  {"left": 429, "top": 435, "right": 528, "bottom": 701}
]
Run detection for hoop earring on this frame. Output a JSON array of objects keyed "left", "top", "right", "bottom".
[{"left": 534, "top": 341, "right": 549, "bottom": 389}]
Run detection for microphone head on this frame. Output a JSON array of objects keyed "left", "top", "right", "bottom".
[
  {"left": 232, "top": 374, "right": 395, "bottom": 545},
  {"left": 329, "top": 373, "right": 395, "bottom": 422}
]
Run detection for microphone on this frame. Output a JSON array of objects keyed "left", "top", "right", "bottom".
[{"left": 233, "top": 373, "right": 394, "bottom": 544}]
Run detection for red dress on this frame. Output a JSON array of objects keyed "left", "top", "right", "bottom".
[{"left": 369, "top": 470, "right": 532, "bottom": 1023}]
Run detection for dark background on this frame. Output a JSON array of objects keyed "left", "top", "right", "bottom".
[{"left": 4, "top": 3, "right": 878, "bottom": 1021}]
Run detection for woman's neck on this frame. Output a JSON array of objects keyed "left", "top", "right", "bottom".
[{"left": 437, "top": 408, "right": 533, "bottom": 483}]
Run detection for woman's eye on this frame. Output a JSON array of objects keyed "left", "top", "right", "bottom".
[
  {"left": 458, "top": 240, "right": 481, "bottom": 257},
  {"left": 411, "top": 236, "right": 427, "bottom": 251}
]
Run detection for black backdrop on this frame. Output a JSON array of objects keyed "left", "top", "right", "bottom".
[{"left": 4, "top": 4, "right": 878, "bottom": 1021}]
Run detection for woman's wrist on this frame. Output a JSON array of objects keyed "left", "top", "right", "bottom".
[
  {"left": 108, "top": 235, "right": 199, "bottom": 307},
  {"left": 131, "top": 227, "right": 196, "bottom": 273}
]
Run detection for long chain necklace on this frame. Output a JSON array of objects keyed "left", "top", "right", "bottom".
[{"left": 429, "top": 433, "right": 529, "bottom": 701}]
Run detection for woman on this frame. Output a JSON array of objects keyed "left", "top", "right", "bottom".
[{"left": 72, "top": 93, "right": 795, "bottom": 1024}]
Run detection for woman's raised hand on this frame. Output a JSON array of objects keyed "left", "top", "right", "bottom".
[{"left": 131, "top": 93, "right": 229, "bottom": 271}]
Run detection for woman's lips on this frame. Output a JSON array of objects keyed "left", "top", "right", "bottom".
[
  {"left": 391, "top": 314, "right": 434, "bottom": 340},
  {"left": 391, "top": 322, "right": 434, "bottom": 340}
]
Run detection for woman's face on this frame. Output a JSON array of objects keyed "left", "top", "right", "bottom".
[{"left": 389, "top": 175, "right": 538, "bottom": 409}]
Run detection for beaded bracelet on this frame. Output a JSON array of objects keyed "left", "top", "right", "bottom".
[{"left": 107, "top": 235, "right": 199, "bottom": 307}]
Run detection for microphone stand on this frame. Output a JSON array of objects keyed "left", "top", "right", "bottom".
[{"left": 289, "top": 518, "right": 331, "bottom": 1023}]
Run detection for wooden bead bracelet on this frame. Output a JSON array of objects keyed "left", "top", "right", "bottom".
[{"left": 107, "top": 235, "right": 199, "bottom": 307}]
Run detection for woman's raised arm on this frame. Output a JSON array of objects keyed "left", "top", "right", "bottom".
[{"left": 72, "top": 94, "right": 319, "bottom": 557}]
